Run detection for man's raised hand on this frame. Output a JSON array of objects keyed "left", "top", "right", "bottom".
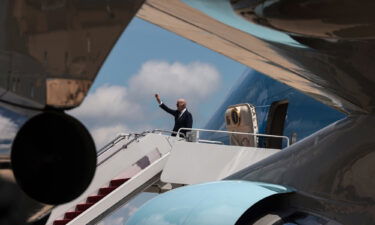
[{"left": 155, "top": 94, "right": 161, "bottom": 104}]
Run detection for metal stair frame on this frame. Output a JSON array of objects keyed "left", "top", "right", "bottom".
[
  {"left": 68, "top": 153, "right": 170, "bottom": 225},
  {"left": 47, "top": 133, "right": 174, "bottom": 225}
]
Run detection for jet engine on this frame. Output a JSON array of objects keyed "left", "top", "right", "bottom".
[{"left": 11, "top": 111, "right": 96, "bottom": 205}]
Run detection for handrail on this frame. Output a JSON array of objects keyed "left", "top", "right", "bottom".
[
  {"left": 97, "top": 129, "right": 184, "bottom": 166},
  {"left": 176, "top": 128, "right": 290, "bottom": 147},
  {"left": 97, "top": 131, "right": 150, "bottom": 166},
  {"left": 198, "top": 140, "right": 224, "bottom": 145},
  {"left": 151, "top": 129, "right": 185, "bottom": 138},
  {"left": 97, "top": 133, "right": 130, "bottom": 157}
]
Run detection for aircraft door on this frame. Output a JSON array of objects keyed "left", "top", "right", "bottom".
[{"left": 225, "top": 103, "right": 258, "bottom": 147}]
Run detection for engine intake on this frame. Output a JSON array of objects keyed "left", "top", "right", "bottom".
[{"left": 11, "top": 111, "right": 96, "bottom": 205}]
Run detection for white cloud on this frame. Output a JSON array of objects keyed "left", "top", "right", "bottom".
[
  {"left": 70, "top": 60, "right": 221, "bottom": 147},
  {"left": 0, "top": 115, "right": 17, "bottom": 140},
  {"left": 129, "top": 61, "right": 221, "bottom": 104},
  {"left": 0, "top": 115, "right": 18, "bottom": 152},
  {"left": 71, "top": 85, "right": 144, "bottom": 125}
]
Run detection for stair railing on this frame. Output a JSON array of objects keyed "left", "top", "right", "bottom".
[
  {"left": 97, "top": 131, "right": 151, "bottom": 166},
  {"left": 151, "top": 129, "right": 186, "bottom": 138},
  {"left": 176, "top": 128, "right": 290, "bottom": 147},
  {"left": 97, "top": 133, "right": 130, "bottom": 157}
]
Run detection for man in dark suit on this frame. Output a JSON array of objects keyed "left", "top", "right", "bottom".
[{"left": 155, "top": 94, "right": 193, "bottom": 137}]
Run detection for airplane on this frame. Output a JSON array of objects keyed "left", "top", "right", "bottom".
[
  {"left": 122, "top": 0, "right": 375, "bottom": 224},
  {"left": 0, "top": 0, "right": 374, "bottom": 224}
]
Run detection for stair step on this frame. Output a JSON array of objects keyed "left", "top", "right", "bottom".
[
  {"left": 87, "top": 195, "right": 105, "bottom": 203},
  {"left": 110, "top": 178, "right": 129, "bottom": 187},
  {"left": 55, "top": 178, "right": 130, "bottom": 225},
  {"left": 98, "top": 186, "right": 117, "bottom": 195},
  {"left": 53, "top": 219, "right": 71, "bottom": 225},
  {"left": 76, "top": 203, "right": 94, "bottom": 211},
  {"left": 64, "top": 211, "right": 83, "bottom": 220}
]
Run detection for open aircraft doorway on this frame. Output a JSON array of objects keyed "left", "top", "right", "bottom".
[{"left": 264, "top": 100, "right": 288, "bottom": 149}]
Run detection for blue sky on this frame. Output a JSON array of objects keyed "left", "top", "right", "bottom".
[
  {"left": 91, "top": 18, "right": 245, "bottom": 92},
  {"left": 69, "top": 17, "right": 246, "bottom": 148}
]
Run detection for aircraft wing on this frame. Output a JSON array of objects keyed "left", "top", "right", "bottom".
[
  {"left": 138, "top": 0, "right": 375, "bottom": 115},
  {"left": 0, "top": 0, "right": 145, "bottom": 113}
]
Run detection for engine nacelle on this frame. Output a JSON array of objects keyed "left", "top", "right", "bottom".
[{"left": 11, "top": 111, "right": 96, "bottom": 205}]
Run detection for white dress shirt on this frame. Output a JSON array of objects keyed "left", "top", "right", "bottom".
[{"left": 179, "top": 108, "right": 187, "bottom": 118}]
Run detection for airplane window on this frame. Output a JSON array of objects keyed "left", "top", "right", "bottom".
[{"left": 231, "top": 108, "right": 240, "bottom": 124}]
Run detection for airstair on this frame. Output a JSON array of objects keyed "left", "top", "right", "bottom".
[{"left": 46, "top": 129, "right": 289, "bottom": 225}]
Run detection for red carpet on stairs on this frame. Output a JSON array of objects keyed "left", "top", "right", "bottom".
[{"left": 53, "top": 178, "right": 129, "bottom": 225}]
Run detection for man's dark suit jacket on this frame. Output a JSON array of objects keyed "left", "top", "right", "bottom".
[{"left": 159, "top": 103, "right": 193, "bottom": 136}]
